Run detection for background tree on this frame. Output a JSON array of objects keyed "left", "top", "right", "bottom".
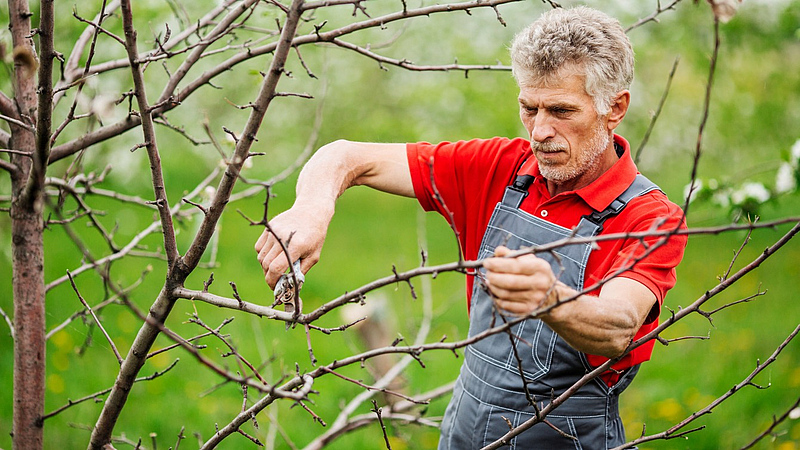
[{"left": 1, "top": 0, "right": 799, "bottom": 449}]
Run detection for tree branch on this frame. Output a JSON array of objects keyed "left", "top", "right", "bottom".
[
  {"left": 23, "top": 0, "right": 56, "bottom": 209},
  {"left": 739, "top": 395, "right": 800, "bottom": 450},
  {"left": 155, "top": 0, "right": 262, "bottom": 106},
  {"left": 51, "top": 0, "right": 119, "bottom": 144},
  {"left": 0, "top": 129, "right": 11, "bottom": 148},
  {"left": 0, "top": 158, "right": 19, "bottom": 174},
  {"left": 48, "top": 0, "right": 524, "bottom": 164},
  {"left": 47, "top": 166, "right": 221, "bottom": 292},
  {"left": 53, "top": 0, "right": 240, "bottom": 104},
  {"left": 0, "top": 91, "right": 16, "bottom": 117},
  {"left": 182, "top": 0, "right": 307, "bottom": 272},
  {"left": 46, "top": 270, "right": 149, "bottom": 340},
  {"left": 119, "top": 0, "right": 180, "bottom": 267},
  {"left": 0, "top": 113, "right": 35, "bottom": 133},
  {"left": 54, "top": 0, "right": 121, "bottom": 105},
  {"left": 41, "top": 359, "right": 179, "bottom": 421},
  {"left": 330, "top": 37, "right": 509, "bottom": 74},
  {"left": 614, "top": 323, "right": 800, "bottom": 449}
]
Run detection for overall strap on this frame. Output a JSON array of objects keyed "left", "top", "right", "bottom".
[
  {"left": 500, "top": 174, "right": 535, "bottom": 208},
  {"left": 575, "top": 174, "right": 661, "bottom": 236}
]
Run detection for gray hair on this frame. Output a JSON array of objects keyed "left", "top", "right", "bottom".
[{"left": 510, "top": 6, "right": 634, "bottom": 115}]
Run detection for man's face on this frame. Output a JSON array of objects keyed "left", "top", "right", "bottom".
[{"left": 518, "top": 72, "right": 613, "bottom": 187}]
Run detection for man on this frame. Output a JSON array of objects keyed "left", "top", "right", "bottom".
[{"left": 255, "top": 6, "right": 687, "bottom": 449}]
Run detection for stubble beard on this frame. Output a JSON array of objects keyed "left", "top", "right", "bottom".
[{"left": 533, "top": 121, "right": 610, "bottom": 184}]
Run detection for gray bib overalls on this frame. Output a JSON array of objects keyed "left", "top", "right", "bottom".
[{"left": 438, "top": 173, "right": 659, "bottom": 450}]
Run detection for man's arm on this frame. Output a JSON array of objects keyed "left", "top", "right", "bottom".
[
  {"left": 483, "top": 246, "right": 656, "bottom": 359},
  {"left": 255, "top": 140, "right": 412, "bottom": 288}
]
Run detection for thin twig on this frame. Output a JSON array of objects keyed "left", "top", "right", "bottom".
[
  {"left": 66, "top": 271, "right": 123, "bottom": 365},
  {"left": 41, "top": 359, "right": 179, "bottom": 421},
  {"left": 625, "top": 0, "right": 684, "bottom": 33},
  {"left": 1, "top": 148, "right": 33, "bottom": 157},
  {"left": 0, "top": 113, "right": 36, "bottom": 132},
  {"left": 0, "top": 306, "right": 14, "bottom": 340},
  {"left": 371, "top": 400, "right": 392, "bottom": 449},
  {"left": 721, "top": 224, "right": 753, "bottom": 281},
  {"left": 682, "top": 17, "right": 721, "bottom": 218},
  {"left": 330, "top": 37, "right": 510, "bottom": 74},
  {"left": 321, "top": 367, "right": 427, "bottom": 404},
  {"left": 738, "top": 396, "right": 800, "bottom": 450},
  {"left": 189, "top": 315, "right": 269, "bottom": 385},
  {"left": 696, "top": 289, "right": 765, "bottom": 322},
  {"left": 635, "top": 56, "right": 679, "bottom": 164},
  {"left": 46, "top": 269, "right": 149, "bottom": 340}
]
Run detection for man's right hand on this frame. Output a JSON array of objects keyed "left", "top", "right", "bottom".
[
  {"left": 254, "top": 202, "right": 332, "bottom": 289},
  {"left": 254, "top": 140, "right": 413, "bottom": 290}
]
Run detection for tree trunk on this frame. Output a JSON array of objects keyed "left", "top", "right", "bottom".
[
  {"left": 11, "top": 202, "right": 46, "bottom": 450},
  {"left": 8, "top": 0, "right": 52, "bottom": 447}
]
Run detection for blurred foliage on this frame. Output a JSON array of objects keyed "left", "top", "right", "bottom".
[{"left": 1, "top": 0, "right": 800, "bottom": 449}]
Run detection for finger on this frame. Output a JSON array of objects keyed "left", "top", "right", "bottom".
[
  {"left": 494, "top": 246, "right": 511, "bottom": 257},
  {"left": 257, "top": 241, "right": 291, "bottom": 288},
  {"left": 486, "top": 271, "right": 555, "bottom": 292},
  {"left": 483, "top": 246, "right": 515, "bottom": 273},
  {"left": 256, "top": 233, "right": 277, "bottom": 269},
  {"left": 299, "top": 255, "right": 318, "bottom": 276},
  {"left": 488, "top": 281, "right": 550, "bottom": 304},
  {"left": 484, "top": 253, "right": 548, "bottom": 275},
  {"left": 256, "top": 228, "right": 278, "bottom": 264},
  {"left": 266, "top": 251, "right": 293, "bottom": 288},
  {"left": 492, "top": 298, "right": 529, "bottom": 316},
  {"left": 254, "top": 228, "right": 270, "bottom": 253}
]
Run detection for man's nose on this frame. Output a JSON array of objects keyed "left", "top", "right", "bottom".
[{"left": 531, "top": 114, "right": 556, "bottom": 143}]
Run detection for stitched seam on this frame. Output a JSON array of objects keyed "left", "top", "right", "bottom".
[
  {"left": 482, "top": 404, "right": 494, "bottom": 447},
  {"left": 444, "top": 379, "right": 465, "bottom": 450},
  {"left": 567, "top": 418, "right": 583, "bottom": 450},
  {"left": 467, "top": 344, "right": 547, "bottom": 380}
]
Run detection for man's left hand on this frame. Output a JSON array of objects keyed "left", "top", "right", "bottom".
[{"left": 483, "top": 246, "right": 563, "bottom": 315}]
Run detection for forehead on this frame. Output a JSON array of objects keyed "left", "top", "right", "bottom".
[{"left": 517, "top": 72, "right": 592, "bottom": 106}]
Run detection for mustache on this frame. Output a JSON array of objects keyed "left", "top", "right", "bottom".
[{"left": 530, "top": 140, "right": 566, "bottom": 153}]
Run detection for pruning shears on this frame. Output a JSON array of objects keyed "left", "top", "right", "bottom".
[{"left": 274, "top": 259, "right": 304, "bottom": 330}]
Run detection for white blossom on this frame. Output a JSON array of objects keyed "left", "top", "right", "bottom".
[
  {"left": 713, "top": 190, "right": 731, "bottom": 208},
  {"left": 706, "top": 0, "right": 743, "bottom": 23},
  {"left": 202, "top": 186, "right": 216, "bottom": 201},
  {"left": 791, "top": 138, "right": 800, "bottom": 168},
  {"left": 731, "top": 182, "right": 771, "bottom": 205},
  {"left": 683, "top": 179, "right": 702, "bottom": 204},
  {"left": 775, "top": 162, "right": 797, "bottom": 194}
]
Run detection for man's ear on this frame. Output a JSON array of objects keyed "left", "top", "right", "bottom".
[{"left": 606, "top": 90, "right": 630, "bottom": 131}]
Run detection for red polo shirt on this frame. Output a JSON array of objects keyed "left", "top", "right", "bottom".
[{"left": 407, "top": 135, "right": 687, "bottom": 379}]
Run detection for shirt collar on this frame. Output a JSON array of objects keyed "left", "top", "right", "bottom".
[{"left": 517, "top": 134, "right": 639, "bottom": 212}]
